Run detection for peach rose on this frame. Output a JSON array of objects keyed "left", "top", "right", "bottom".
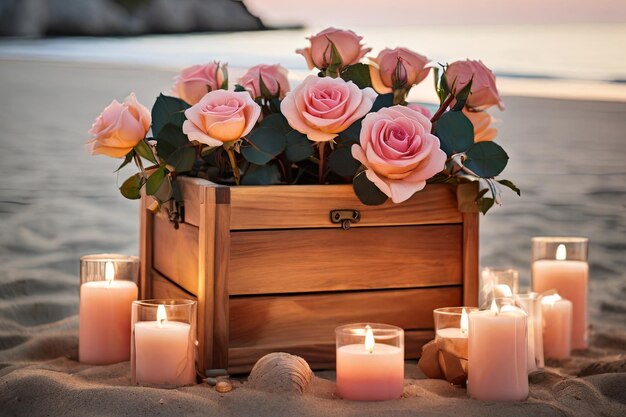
[
  {"left": 296, "top": 27, "right": 371, "bottom": 71},
  {"left": 407, "top": 103, "right": 433, "bottom": 119},
  {"left": 182, "top": 90, "right": 261, "bottom": 146},
  {"left": 237, "top": 64, "right": 290, "bottom": 99},
  {"left": 463, "top": 108, "right": 497, "bottom": 142},
  {"left": 86, "top": 93, "right": 150, "bottom": 158},
  {"left": 172, "top": 62, "right": 227, "bottom": 105},
  {"left": 369, "top": 48, "right": 430, "bottom": 93},
  {"left": 281, "top": 75, "right": 376, "bottom": 142},
  {"left": 351, "top": 105, "right": 447, "bottom": 203},
  {"left": 446, "top": 60, "right": 503, "bottom": 110}
]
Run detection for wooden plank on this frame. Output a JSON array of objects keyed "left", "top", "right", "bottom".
[
  {"left": 197, "top": 186, "right": 215, "bottom": 373},
  {"left": 229, "top": 225, "right": 462, "bottom": 295},
  {"left": 151, "top": 269, "right": 196, "bottom": 300},
  {"left": 227, "top": 330, "right": 434, "bottom": 374},
  {"left": 152, "top": 215, "right": 200, "bottom": 295},
  {"left": 139, "top": 195, "right": 153, "bottom": 299},
  {"left": 212, "top": 199, "right": 231, "bottom": 369},
  {"left": 462, "top": 212, "right": 479, "bottom": 307},
  {"left": 229, "top": 287, "right": 461, "bottom": 348}
]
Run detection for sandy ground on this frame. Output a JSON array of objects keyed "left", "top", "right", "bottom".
[{"left": 0, "top": 60, "right": 625, "bottom": 416}]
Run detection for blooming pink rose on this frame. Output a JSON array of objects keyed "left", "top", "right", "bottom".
[
  {"left": 86, "top": 93, "right": 150, "bottom": 158},
  {"left": 296, "top": 27, "right": 371, "bottom": 71},
  {"left": 463, "top": 108, "right": 497, "bottom": 142},
  {"left": 351, "top": 105, "right": 447, "bottom": 203},
  {"left": 369, "top": 48, "right": 430, "bottom": 93},
  {"left": 182, "top": 90, "right": 261, "bottom": 146},
  {"left": 446, "top": 60, "right": 503, "bottom": 110},
  {"left": 407, "top": 103, "right": 433, "bottom": 119},
  {"left": 172, "top": 62, "right": 228, "bottom": 105},
  {"left": 237, "top": 64, "right": 290, "bottom": 99},
  {"left": 281, "top": 75, "right": 376, "bottom": 142}
]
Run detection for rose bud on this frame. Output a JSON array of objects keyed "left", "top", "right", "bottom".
[
  {"left": 446, "top": 60, "right": 503, "bottom": 110},
  {"left": 237, "top": 64, "right": 290, "bottom": 100},
  {"left": 296, "top": 27, "right": 371, "bottom": 72},
  {"left": 370, "top": 48, "right": 430, "bottom": 93},
  {"left": 172, "top": 62, "right": 228, "bottom": 105}
]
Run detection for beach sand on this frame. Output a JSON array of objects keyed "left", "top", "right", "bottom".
[{"left": 0, "top": 60, "right": 625, "bottom": 416}]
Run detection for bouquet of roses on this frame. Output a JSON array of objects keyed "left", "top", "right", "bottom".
[{"left": 87, "top": 27, "right": 519, "bottom": 216}]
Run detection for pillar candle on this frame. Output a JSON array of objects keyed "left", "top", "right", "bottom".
[
  {"left": 541, "top": 294, "right": 573, "bottom": 360},
  {"left": 79, "top": 262, "right": 138, "bottom": 365},
  {"left": 532, "top": 244, "right": 588, "bottom": 349},
  {"left": 468, "top": 302, "right": 528, "bottom": 401}
]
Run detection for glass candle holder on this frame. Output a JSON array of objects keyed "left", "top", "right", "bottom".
[
  {"left": 131, "top": 299, "right": 197, "bottom": 387},
  {"left": 516, "top": 292, "right": 545, "bottom": 373},
  {"left": 480, "top": 267, "right": 519, "bottom": 309},
  {"left": 335, "top": 323, "right": 404, "bottom": 401},
  {"left": 434, "top": 307, "right": 479, "bottom": 358},
  {"left": 531, "top": 237, "right": 589, "bottom": 349},
  {"left": 79, "top": 254, "right": 139, "bottom": 365}
]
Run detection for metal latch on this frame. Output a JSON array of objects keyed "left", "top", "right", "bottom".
[{"left": 330, "top": 209, "right": 360, "bottom": 230}]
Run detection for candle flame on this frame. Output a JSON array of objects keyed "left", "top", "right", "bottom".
[
  {"left": 556, "top": 244, "right": 567, "bottom": 261},
  {"left": 490, "top": 299, "right": 499, "bottom": 315},
  {"left": 105, "top": 261, "right": 115, "bottom": 287},
  {"left": 460, "top": 308, "right": 469, "bottom": 335},
  {"left": 542, "top": 293, "right": 562, "bottom": 306},
  {"left": 157, "top": 304, "right": 167, "bottom": 328},
  {"left": 364, "top": 325, "right": 375, "bottom": 354}
]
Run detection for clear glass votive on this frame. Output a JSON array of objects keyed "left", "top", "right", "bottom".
[
  {"left": 434, "top": 307, "right": 479, "bottom": 358},
  {"left": 79, "top": 254, "right": 139, "bottom": 365},
  {"left": 335, "top": 323, "right": 404, "bottom": 401},
  {"left": 131, "top": 299, "right": 197, "bottom": 387},
  {"left": 516, "top": 292, "right": 545, "bottom": 373},
  {"left": 480, "top": 267, "right": 519, "bottom": 309},
  {"left": 531, "top": 237, "right": 589, "bottom": 349}
]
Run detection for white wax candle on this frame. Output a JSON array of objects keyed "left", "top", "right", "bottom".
[
  {"left": 134, "top": 314, "right": 195, "bottom": 387},
  {"left": 468, "top": 303, "right": 528, "bottom": 401},
  {"left": 532, "top": 245, "right": 588, "bottom": 349},
  {"left": 79, "top": 279, "right": 138, "bottom": 365},
  {"left": 541, "top": 294, "right": 573, "bottom": 360}
]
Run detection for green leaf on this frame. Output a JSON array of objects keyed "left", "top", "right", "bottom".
[
  {"left": 259, "top": 113, "right": 291, "bottom": 134},
  {"left": 456, "top": 181, "right": 480, "bottom": 213},
  {"left": 433, "top": 110, "right": 474, "bottom": 156},
  {"left": 325, "top": 40, "right": 343, "bottom": 74},
  {"left": 327, "top": 146, "right": 360, "bottom": 177},
  {"left": 133, "top": 140, "right": 158, "bottom": 164},
  {"left": 259, "top": 74, "right": 274, "bottom": 98},
  {"left": 497, "top": 179, "right": 521, "bottom": 196},
  {"left": 241, "top": 164, "right": 282, "bottom": 185},
  {"left": 153, "top": 175, "right": 173, "bottom": 203},
  {"left": 241, "top": 128, "right": 286, "bottom": 165},
  {"left": 465, "top": 141, "right": 509, "bottom": 178},
  {"left": 371, "top": 93, "right": 394, "bottom": 112},
  {"left": 452, "top": 78, "right": 473, "bottom": 111},
  {"left": 285, "top": 131, "right": 314, "bottom": 162},
  {"left": 341, "top": 63, "right": 373, "bottom": 89},
  {"left": 477, "top": 197, "right": 495, "bottom": 214},
  {"left": 156, "top": 123, "right": 190, "bottom": 160},
  {"left": 115, "top": 151, "right": 134, "bottom": 172},
  {"left": 220, "top": 67, "right": 228, "bottom": 90},
  {"left": 353, "top": 169, "right": 388, "bottom": 205},
  {"left": 167, "top": 147, "right": 196, "bottom": 173},
  {"left": 151, "top": 94, "right": 190, "bottom": 139},
  {"left": 234, "top": 84, "right": 246, "bottom": 93},
  {"left": 145, "top": 167, "right": 167, "bottom": 196},
  {"left": 119, "top": 173, "right": 144, "bottom": 200}
]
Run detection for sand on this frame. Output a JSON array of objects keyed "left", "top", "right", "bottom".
[{"left": 0, "top": 59, "right": 625, "bottom": 416}]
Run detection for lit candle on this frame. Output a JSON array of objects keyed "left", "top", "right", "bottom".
[
  {"left": 541, "top": 294, "right": 573, "bottom": 360},
  {"left": 532, "top": 244, "right": 588, "bottom": 349},
  {"left": 79, "top": 261, "right": 138, "bottom": 364},
  {"left": 133, "top": 303, "right": 195, "bottom": 387},
  {"left": 336, "top": 324, "right": 404, "bottom": 401},
  {"left": 468, "top": 301, "right": 529, "bottom": 401},
  {"left": 436, "top": 308, "right": 469, "bottom": 358}
]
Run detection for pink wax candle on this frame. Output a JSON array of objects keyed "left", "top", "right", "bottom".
[
  {"left": 541, "top": 294, "right": 573, "bottom": 360},
  {"left": 468, "top": 302, "right": 528, "bottom": 401},
  {"left": 532, "top": 240, "right": 589, "bottom": 349},
  {"left": 335, "top": 324, "right": 404, "bottom": 401},
  {"left": 79, "top": 261, "right": 138, "bottom": 365}
]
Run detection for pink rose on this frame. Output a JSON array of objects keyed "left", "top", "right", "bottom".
[
  {"left": 407, "top": 103, "right": 433, "bottom": 119},
  {"left": 172, "top": 62, "right": 228, "bottom": 105},
  {"left": 281, "top": 75, "right": 376, "bottom": 142},
  {"left": 86, "top": 93, "right": 150, "bottom": 158},
  {"left": 351, "top": 105, "right": 447, "bottom": 203},
  {"left": 182, "top": 90, "right": 261, "bottom": 146},
  {"left": 237, "top": 64, "right": 290, "bottom": 99},
  {"left": 462, "top": 108, "right": 497, "bottom": 142},
  {"left": 296, "top": 27, "right": 371, "bottom": 71},
  {"left": 369, "top": 48, "right": 430, "bottom": 93},
  {"left": 446, "top": 60, "right": 503, "bottom": 110}
]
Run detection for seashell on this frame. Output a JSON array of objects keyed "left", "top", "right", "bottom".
[
  {"left": 215, "top": 380, "right": 233, "bottom": 393},
  {"left": 247, "top": 352, "right": 313, "bottom": 394}
]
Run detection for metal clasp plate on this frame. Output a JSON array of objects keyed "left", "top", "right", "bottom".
[{"left": 330, "top": 209, "right": 360, "bottom": 230}]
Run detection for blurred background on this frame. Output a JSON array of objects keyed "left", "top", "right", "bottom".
[{"left": 0, "top": 0, "right": 625, "bottom": 360}]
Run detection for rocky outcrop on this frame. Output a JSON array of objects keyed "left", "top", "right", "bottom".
[{"left": 0, "top": 0, "right": 264, "bottom": 37}]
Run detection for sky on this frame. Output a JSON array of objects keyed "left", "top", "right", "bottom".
[{"left": 245, "top": 0, "right": 626, "bottom": 26}]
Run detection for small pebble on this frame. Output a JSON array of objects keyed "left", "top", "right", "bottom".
[
  {"left": 205, "top": 368, "right": 229, "bottom": 377},
  {"left": 215, "top": 381, "right": 232, "bottom": 393},
  {"left": 159, "top": 398, "right": 164, "bottom": 405},
  {"left": 205, "top": 377, "right": 217, "bottom": 386}
]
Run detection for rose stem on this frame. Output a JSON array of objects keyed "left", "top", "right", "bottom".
[
  {"left": 226, "top": 148, "right": 241, "bottom": 185},
  {"left": 318, "top": 142, "right": 326, "bottom": 184},
  {"left": 430, "top": 94, "right": 455, "bottom": 124}
]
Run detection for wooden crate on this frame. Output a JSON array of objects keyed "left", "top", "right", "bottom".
[{"left": 139, "top": 176, "right": 478, "bottom": 374}]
